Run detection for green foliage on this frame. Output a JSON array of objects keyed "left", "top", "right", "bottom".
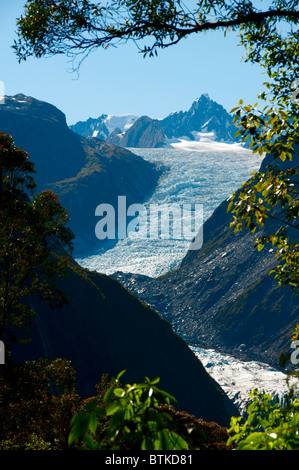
[
  {"left": 0, "top": 358, "right": 81, "bottom": 450},
  {"left": 13, "top": 1, "right": 299, "bottom": 66},
  {"left": 0, "top": 433, "right": 52, "bottom": 451},
  {"left": 227, "top": 385, "right": 299, "bottom": 450},
  {"left": 68, "top": 370, "right": 189, "bottom": 450},
  {"left": 228, "top": 336, "right": 299, "bottom": 450},
  {"left": 226, "top": 15, "right": 299, "bottom": 439},
  {"left": 228, "top": 163, "right": 299, "bottom": 289},
  {"left": 226, "top": 8, "right": 299, "bottom": 292},
  {"left": 0, "top": 363, "right": 230, "bottom": 451},
  {"left": 0, "top": 132, "right": 74, "bottom": 349}
]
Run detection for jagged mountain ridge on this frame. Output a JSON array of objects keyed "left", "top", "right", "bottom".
[
  {"left": 70, "top": 113, "right": 139, "bottom": 140},
  {"left": 70, "top": 114, "right": 111, "bottom": 140},
  {"left": 0, "top": 94, "right": 160, "bottom": 253},
  {"left": 161, "top": 93, "right": 237, "bottom": 142},
  {"left": 70, "top": 94, "right": 239, "bottom": 148}
]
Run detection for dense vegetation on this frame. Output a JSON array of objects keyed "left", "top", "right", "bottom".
[
  {"left": 0, "top": 358, "right": 80, "bottom": 450},
  {"left": 0, "top": 132, "right": 73, "bottom": 353},
  {"left": 0, "top": 360, "right": 233, "bottom": 450},
  {"left": 1, "top": 357, "right": 298, "bottom": 450}
]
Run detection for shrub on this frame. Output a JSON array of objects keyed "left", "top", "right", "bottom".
[{"left": 227, "top": 379, "right": 299, "bottom": 450}]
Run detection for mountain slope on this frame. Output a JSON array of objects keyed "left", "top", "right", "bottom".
[
  {"left": 0, "top": 93, "right": 86, "bottom": 186},
  {"left": 113, "top": 115, "right": 166, "bottom": 148},
  {"left": 0, "top": 94, "right": 160, "bottom": 253},
  {"left": 11, "top": 257, "right": 238, "bottom": 426},
  {"left": 47, "top": 136, "right": 161, "bottom": 252}
]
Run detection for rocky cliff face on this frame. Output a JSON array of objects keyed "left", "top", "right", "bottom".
[
  {"left": 0, "top": 94, "right": 86, "bottom": 186},
  {"left": 0, "top": 94, "right": 160, "bottom": 253},
  {"left": 112, "top": 153, "right": 299, "bottom": 369},
  {"left": 106, "top": 127, "right": 123, "bottom": 146},
  {"left": 118, "top": 115, "right": 166, "bottom": 148}
]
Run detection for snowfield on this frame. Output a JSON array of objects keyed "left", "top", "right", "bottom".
[{"left": 166, "top": 132, "right": 248, "bottom": 153}]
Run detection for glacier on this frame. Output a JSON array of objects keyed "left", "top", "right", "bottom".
[
  {"left": 191, "top": 347, "right": 291, "bottom": 417},
  {"left": 76, "top": 144, "right": 261, "bottom": 277},
  {"left": 76, "top": 143, "right": 292, "bottom": 416}
]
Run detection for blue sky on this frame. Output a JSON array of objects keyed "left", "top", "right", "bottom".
[{"left": 0, "top": 1, "right": 266, "bottom": 126}]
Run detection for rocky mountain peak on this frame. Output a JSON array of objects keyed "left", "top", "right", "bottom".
[
  {"left": 192, "top": 93, "right": 211, "bottom": 106},
  {"left": 2, "top": 93, "right": 67, "bottom": 126}
]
